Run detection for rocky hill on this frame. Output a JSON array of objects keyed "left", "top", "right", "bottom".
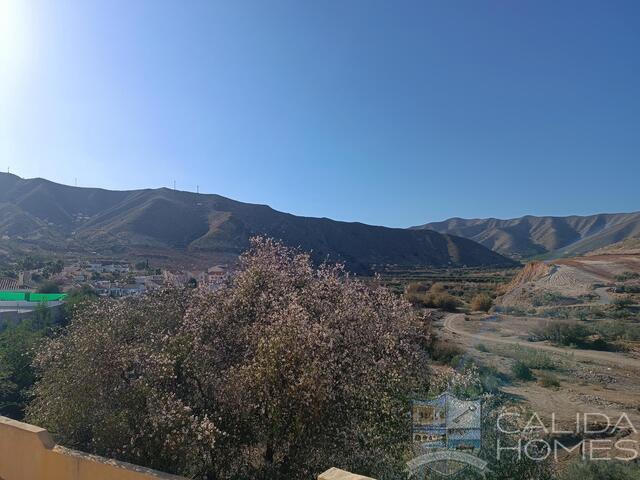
[
  {"left": 0, "top": 173, "right": 515, "bottom": 272},
  {"left": 498, "top": 254, "right": 640, "bottom": 310},
  {"left": 413, "top": 213, "right": 640, "bottom": 259}
]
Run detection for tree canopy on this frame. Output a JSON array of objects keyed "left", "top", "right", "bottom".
[{"left": 28, "top": 238, "right": 432, "bottom": 480}]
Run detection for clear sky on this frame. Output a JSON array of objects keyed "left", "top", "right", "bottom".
[{"left": 1, "top": 0, "right": 638, "bottom": 227}]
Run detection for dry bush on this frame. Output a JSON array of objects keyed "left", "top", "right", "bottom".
[
  {"left": 470, "top": 293, "right": 493, "bottom": 312},
  {"left": 538, "top": 372, "right": 560, "bottom": 389},
  {"left": 404, "top": 282, "right": 459, "bottom": 312},
  {"left": 424, "top": 292, "right": 460, "bottom": 312}
]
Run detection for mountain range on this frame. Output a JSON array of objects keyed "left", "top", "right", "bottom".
[
  {"left": 0, "top": 173, "right": 514, "bottom": 272},
  {"left": 413, "top": 212, "right": 640, "bottom": 259}
]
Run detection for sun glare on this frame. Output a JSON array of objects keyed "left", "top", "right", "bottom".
[{"left": 0, "top": 0, "right": 31, "bottom": 77}]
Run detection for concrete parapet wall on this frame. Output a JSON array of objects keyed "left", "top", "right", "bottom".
[
  {"left": 0, "top": 416, "right": 373, "bottom": 480},
  {"left": 0, "top": 416, "right": 185, "bottom": 480},
  {"left": 318, "top": 467, "right": 376, "bottom": 480}
]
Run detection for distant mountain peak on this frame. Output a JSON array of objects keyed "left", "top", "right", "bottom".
[{"left": 413, "top": 212, "right": 640, "bottom": 259}]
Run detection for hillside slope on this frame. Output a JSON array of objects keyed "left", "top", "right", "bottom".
[
  {"left": 498, "top": 254, "right": 640, "bottom": 310},
  {"left": 413, "top": 213, "right": 640, "bottom": 259},
  {"left": 0, "top": 173, "right": 515, "bottom": 271}
]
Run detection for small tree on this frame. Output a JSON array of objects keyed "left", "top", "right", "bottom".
[
  {"left": 62, "top": 285, "right": 98, "bottom": 326},
  {"left": 36, "top": 280, "right": 60, "bottom": 294},
  {"left": 29, "top": 238, "right": 432, "bottom": 480},
  {"left": 135, "top": 260, "right": 150, "bottom": 271},
  {"left": 0, "top": 319, "right": 48, "bottom": 419}
]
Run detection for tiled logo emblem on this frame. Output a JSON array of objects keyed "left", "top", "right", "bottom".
[{"left": 408, "top": 392, "right": 487, "bottom": 477}]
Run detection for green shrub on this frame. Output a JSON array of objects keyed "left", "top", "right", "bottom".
[
  {"left": 494, "top": 305, "right": 527, "bottom": 316},
  {"left": 538, "top": 307, "right": 573, "bottom": 319},
  {"left": 611, "top": 308, "right": 633, "bottom": 320},
  {"left": 0, "top": 312, "right": 60, "bottom": 419},
  {"left": 614, "top": 285, "right": 640, "bottom": 294},
  {"left": 499, "top": 345, "right": 557, "bottom": 370},
  {"left": 428, "top": 340, "right": 464, "bottom": 366},
  {"left": 592, "top": 320, "right": 640, "bottom": 341},
  {"left": 568, "top": 306, "right": 607, "bottom": 320},
  {"left": 532, "top": 292, "right": 576, "bottom": 307},
  {"left": 615, "top": 272, "right": 640, "bottom": 282},
  {"left": 476, "top": 343, "right": 489, "bottom": 352},
  {"left": 613, "top": 296, "right": 634, "bottom": 310},
  {"left": 534, "top": 320, "right": 590, "bottom": 346},
  {"left": 535, "top": 318, "right": 639, "bottom": 351},
  {"left": 561, "top": 460, "right": 640, "bottom": 480},
  {"left": 36, "top": 280, "right": 61, "bottom": 294},
  {"left": 479, "top": 365, "right": 507, "bottom": 393},
  {"left": 511, "top": 360, "right": 534, "bottom": 381}
]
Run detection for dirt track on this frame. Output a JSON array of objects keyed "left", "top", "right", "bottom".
[{"left": 442, "top": 313, "right": 640, "bottom": 370}]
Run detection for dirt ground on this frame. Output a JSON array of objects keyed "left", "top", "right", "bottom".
[
  {"left": 499, "top": 254, "right": 640, "bottom": 310},
  {"left": 554, "top": 255, "right": 640, "bottom": 282},
  {"left": 437, "top": 312, "right": 640, "bottom": 462}
]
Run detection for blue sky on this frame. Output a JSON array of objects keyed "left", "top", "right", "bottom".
[{"left": 1, "top": 0, "right": 638, "bottom": 227}]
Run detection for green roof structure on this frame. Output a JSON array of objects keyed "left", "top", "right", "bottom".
[{"left": 0, "top": 291, "right": 67, "bottom": 302}]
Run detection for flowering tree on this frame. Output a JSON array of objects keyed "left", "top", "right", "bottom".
[{"left": 28, "top": 238, "right": 432, "bottom": 479}]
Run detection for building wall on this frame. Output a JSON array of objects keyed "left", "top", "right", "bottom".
[
  {"left": 0, "top": 304, "right": 64, "bottom": 329},
  {"left": 0, "top": 416, "right": 372, "bottom": 480}
]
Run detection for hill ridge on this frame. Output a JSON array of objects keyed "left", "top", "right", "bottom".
[
  {"left": 413, "top": 212, "right": 640, "bottom": 259},
  {"left": 0, "top": 173, "right": 515, "bottom": 271}
]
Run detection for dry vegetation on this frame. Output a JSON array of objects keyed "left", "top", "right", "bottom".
[
  {"left": 376, "top": 264, "right": 518, "bottom": 313},
  {"left": 7, "top": 239, "right": 640, "bottom": 479},
  {"left": 387, "top": 252, "right": 640, "bottom": 477},
  {"left": 28, "top": 238, "right": 434, "bottom": 480}
]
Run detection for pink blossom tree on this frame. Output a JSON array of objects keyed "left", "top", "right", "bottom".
[{"left": 29, "top": 238, "right": 432, "bottom": 479}]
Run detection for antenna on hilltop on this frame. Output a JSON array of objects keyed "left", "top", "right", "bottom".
[
  {"left": 75, "top": 177, "right": 78, "bottom": 187},
  {"left": 196, "top": 185, "right": 199, "bottom": 194},
  {"left": 173, "top": 180, "right": 176, "bottom": 191}
]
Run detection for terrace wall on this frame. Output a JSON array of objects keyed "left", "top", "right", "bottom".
[
  {"left": 0, "top": 416, "right": 185, "bottom": 480},
  {"left": 0, "top": 416, "right": 372, "bottom": 480}
]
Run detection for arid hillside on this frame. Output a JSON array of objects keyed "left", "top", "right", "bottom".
[
  {"left": 589, "top": 236, "right": 640, "bottom": 255},
  {"left": 0, "top": 173, "right": 515, "bottom": 272},
  {"left": 498, "top": 254, "right": 640, "bottom": 311}
]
